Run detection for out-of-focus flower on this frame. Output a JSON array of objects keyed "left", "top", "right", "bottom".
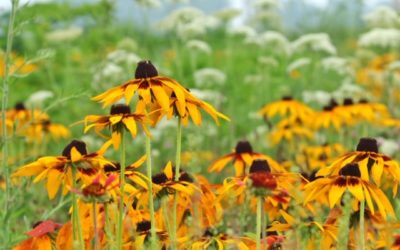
[
  {"left": 291, "top": 33, "right": 336, "bottom": 55},
  {"left": 302, "top": 90, "right": 332, "bottom": 105},
  {"left": 259, "top": 31, "right": 290, "bottom": 54},
  {"left": 107, "top": 50, "right": 141, "bottom": 65},
  {"left": 116, "top": 37, "right": 138, "bottom": 52},
  {"left": 287, "top": 57, "right": 311, "bottom": 75},
  {"left": 214, "top": 8, "right": 241, "bottom": 23},
  {"left": 253, "top": 0, "right": 279, "bottom": 8},
  {"left": 190, "top": 89, "right": 226, "bottom": 105},
  {"left": 227, "top": 25, "right": 256, "bottom": 39},
  {"left": 26, "top": 90, "right": 54, "bottom": 108},
  {"left": 0, "top": 52, "right": 37, "bottom": 77},
  {"left": 358, "top": 28, "right": 400, "bottom": 49},
  {"left": 332, "top": 81, "right": 368, "bottom": 101},
  {"left": 258, "top": 56, "right": 279, "bottom": 68},
  {"left": 363, "top": 6, "right": 399, "bottom": 28},
  {"left": 46, "top": 26, "right": 83, "bottom": 43},
  {"left": 377, "top": 138, "right": 399, "bottom": 157},
  {"left": 13, "top": 220, "right": 62, "bottom": 250},
  {"left": 194, "top": 68, "right": 226, "bottom": 87},
  {"left": 185, "top": 39, "right": 212, "bottom": 55},
  {"left": 321, "top": 56, "right": 353, "bottom": 76}
]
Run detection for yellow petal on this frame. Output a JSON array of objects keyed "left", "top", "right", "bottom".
[
  {"left": 109, "top": 115, "right": 123, "bottom": 125},
  {"left": 122, "top": 117, "right": 137, "bottom": 138},
  {"left": 164, "top": 161, "right": 173, "bottom": 180},
  {"left": 47, "top": 169, "right": 62, "bottom": 199},
  {"left": 70, "top": 147, "right": 82, "bottom": 162},
  {"left": 328, "top": 184, "right": 346, "bottom": 208},
  {"left": 151, "top": 85, "right": 170, "bottom": 111}
]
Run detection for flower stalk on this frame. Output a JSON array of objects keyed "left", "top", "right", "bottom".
[
  {"left": 117, "top": 130, "right": 126, "bottom": 250},
  {"left": 92, "top": 201, "right": 99, "bottom": 250},
  {"left": 171, "top": 118, "right": 182, "bottom": 249},
  {"left": 71, "top": 164, "right": 85, "bottom": 250},
  {"left": 359, "top": 200, "right": 365, "bottom": 250},
  {"left": 146, "top": 136, "right": 157, "bottom": 247},
  {"left": 256, "top": 196, "right": 262, "bottom": 250}
]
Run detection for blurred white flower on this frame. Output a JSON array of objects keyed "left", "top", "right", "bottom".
[
  {"left": 81, "top": 135, "right": 104, "bottom": 151},
  {"left": 257, "top": 56, "right": 279, "bottom": 68},
  {"left": 194, "top": 68, "right": 226, "bottom": 87},
  {"left": 177, "top": 16, "right": 220, "bottom": 40},
  {"left": 46, "top": 26, "right": 83, "bottom": 43},
  {"left": 26, "top": 90, "right": 54, "bottom": 107},
  {"left": 363, "top": 6, "right": 399, "bottom": 28},
  {"left": 186, "top": 39, "right": 212, "bottom": 54},
  {"left": 244, "top": 74, "right": 263, "bottom": 85},
  {"left": 287, "top": 57, "right": 311, "bottom": 73},
  {"left": 190, "top": 89, "right": 226, "bottom": 104},
  {"left": 117, "top": 38, "right": 138, "bottom": 52},
  {"left": 332, "top": 80, "right": 369, "bottom": 101},
  {"left": 101, "top": 63, "right": 124, "bottom": 78},
  {"left": 358, "top": 28, "right": 400, "bottom": 49},
  {"left": 253, "top": 0, "right": 279, "bottom": 8},
  {"left": 227, "top": 25, "right": 256, "bottom": 39},
  {"left": 302, "top": 90, "right": 331, "bottom": 105},
  {"left": 291, "top": 33, "right": 336, "bottom": 55},
  {"left": 321, "top": 56, "right": 353, "bottom": 76},
  {"left": 387, "top": 60, "right": 400, "bottom": 71},
  {"left": 214, "top": 8, "right": 241, "bottom": 23},
  {"left": 259, "top": 31, "right": 290, "bottom": 54},
  {"left": 107, "top": 50, "right": 141, "bottom": 65},
  {"left": 378, "top": 138, "right": 399, "bottom": 157},
  {"left": 135, "top": 0, "right": 161, "bottom": 8}
]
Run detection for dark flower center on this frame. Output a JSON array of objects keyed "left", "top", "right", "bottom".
[
  {"left": 343, "top": 98, "right": 354, "bottom": 106},
  {"left": 281, "top": 96, "right": 293, "bottom": 101},
  {"left": 179, "top": 172, "right": 194, "bottom": 183},
  {"left": 249, "top": 160, "right": 271, "bottom": 173},
  {"left": 104, "top": 162, "right": 121, "bottom": 172},
  {"left": 152, "top": 173, "right": 168, "bottom": 184},
  {"left": 62, "top": 140, "right": 88, "bottom": 158},
  {"left": 110, "top": 104, "right": 131, "bottom": 115},
  {"left": 339, "top": 163, "right": 361, "bottom": 177},
  {"left": 135, "top": 60, "right": 158, "bottom": 79},
  {"left": 301, "top": 170, "right": 320, "bottom": 182},
  {"left": 359, "top": 99, "right": 368, "bottom": 104},
  {"left": 356, "top": 137, "right": 378, "bottom": 153},
  {"left": 42, "top": 119, "right": 51, "bottom": 127},
  {"left": 15, "top": 102, "right": 26, "bottom": 111},
  {"left": 235, "top": 140, "right": 253, "bottom": 154},
  {"left": 136, "top": 220, "right": 151, "bottom": 232},
  {"left": 203, "top": 228, "right": 215, "bottom": 237},
  {"left": 323, "top": 105, "right": 334, "bottom": 111}
]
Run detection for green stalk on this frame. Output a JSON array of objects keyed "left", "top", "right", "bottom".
[
  {"left": 71, "top": 165, "right": 85, "bottom": 250},
  {"left": 256, "top": 196, "right": 262, "bottom": 250},
  {"left": 117, "top": 130, "right": 126, "bottom": 250},
  {"left": 337, "top": 192, "right": 352, "bottom": 250},
  {"left": 146, "top": 136, "right": 157, "bottom": 247},
  {"left": 104, "top": 203, "right": 114, "bottom": 250},
  {"left": 1, "top": 0, "right": 19, "bottom": 246},
  {"left": 93, "top": 201, "right": 99, "bottom": 250},
  {"left": 359, "top": 200, "right": 365, "bottom": 250},
  {"left": 171, "top": 119, "right": 182, "bottom": 249}
]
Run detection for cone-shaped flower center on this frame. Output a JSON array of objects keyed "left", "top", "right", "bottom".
[
  {"left": 104, "top": 162, "right": 121, "bottom": 172},
  {"left": 343, "top": 98, "right": 354, "bottom": 106},
  {"left": 62, "top": 140, "right": 87, "bottom": 158},
  {"left": 249, "top": 160, "right": 271, "bottom": 173},
  {"left": 110, "top": 104, "right": 131, "bottom": 115},
  {"left": 339, "top": 163, "right": 361, "bottom": 177},
  {"left": 356, "top": 137, "right": 378, "bottom": 153},
  {"left": 135, "top": 60, "right": 158, "bottom": 79},
  {"left": 323, "top": 105, "right": 334, "bottom": 111},
  {"left": 281, "top": 95, "right": 293, "bottom": 101},
  {"left": 15, "top": 102, "right": 26, "bottom": 111},
  {"left": 235, "top": 140, "right": 253, "bottom": 154},
  {"left": 136, "top": 220, "right": 151, "bottom": 232},
  {"left": 179, "top": 171, "right": 194, "bottom": 183},
  {"left": 359, "top": 99, "right": 368, "bottom": 104},
  {"left": 152, "top": 173, "right": 168, "bottom": 184}
]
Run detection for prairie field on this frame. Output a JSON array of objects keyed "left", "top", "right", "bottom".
[{"left": 2, "top": 0, "right": 400, "bottom": 249}]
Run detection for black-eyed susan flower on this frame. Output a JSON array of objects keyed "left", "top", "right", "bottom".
[
  {"left": 310, "top": 101, "right": 349, "bottom": 131},
  {"left": 13, "top": 220, "right": 62, "bottom": 250},
  {"left": 305, "top": 163, "right": 395, "bottom": 219},
  {"left": 317, "top": 138, "right": 400, "bottom": 188},
  {"left": 269, "top": 117, "right": 313, "bottom": 146},
  {"left": 79, "top": 173, "right": 119, "bottom": 203},
  {"left": 0, "top": 52, "right": 37, "bottom": 77},
  {"left": 258, "top": 96, "right": 314, "bottom": 122},
  {"left": 208, "top": 140, "right": 285, "bottom": 176},
  {"left": 92, "top": 60, "right": 191, "bottom": 111},
  {"left": 83, "top": 104, "right": 150, "bottom": 149},
  {"left": 183, "top": 228, "right": 250, "bottom": 250},
  {"left": 24, "top": 118, "right": 70, "bottom": 141},
  {"left": 134, "top": 220, "right": 169, "bottom": 248},
  {"left": 297, "top": 143, "right": 345, "bottom": 171},
  {"left": 12, "top": 140, "right": 113, "bottom": 199}
]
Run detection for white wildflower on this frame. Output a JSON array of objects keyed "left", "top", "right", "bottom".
[
  {"left": 107, "top": 50, "right": 141, "bottom": 65},
  {"left": 194, "top": 68, "right": 226, "bottom": 87},
  {"left": 287, "top": 58, "right": 311, "bottom": 73},
  {"left": 46, "top": 26, "right": 83, "bottom": 43},
  {"left": 186, "top": 40, "right": 212, "bottom": 54},
  {"left": 214, "top": 8, "right": 241, "bottom": 23},
  {"left": 117, "top": 38, "right": 138, "bottom": 52},
  {"left": 26, "top": 90, "right": 54, "bottom": 107},
  {"left": 302, "top": 90, "right": 331, "bottom": 105},
  {"left": 227, "top": 25, "right": 256, "bottom": 39},
  {"left": 258, "top": 56, "right": 279, "bottom": 68},
  {"left": 378, "top": 138, "right": 399, "bottom": 157},
  {"left": 260, "top": 31, "right": 290, "bottom": 54},
  {"left": 244, "top": 74, "right": 263, "bottom": 85},
  {"left": 332, "top": 80, "right": 369, "bottom": 101},
  {"left": 135, "top": 0, "right": 161, "bottom": 8},
  {"left": 101, "top": 63, "right": 124, "bottom": 78},
  {"left": 363, "top": 6, "right": 399, "bottom": 28},
  {"left": 253, "top": 0, "right": 279, "bottom": 8},
  {"left": 358, "top": 28, "right": 400, "bottom": 49},
  {"left": 321, "top": 56, "right": 353, "bottom": 76},
  {"left": 291, "top": 33, "right": 336, "bottom": 55},
  {"left": 190, "top": 89, "right": 226, "bottom": 104}
]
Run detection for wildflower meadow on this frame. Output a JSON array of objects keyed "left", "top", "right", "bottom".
[{"left": 3, "top": 0, "right": 400, "bottom": 249}]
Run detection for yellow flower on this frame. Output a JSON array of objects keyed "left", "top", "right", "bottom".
[
  {"left": 83, "top": 104, "right": 150, "bottom": 149},
  {"left": 208, "top": 140, "right": 285, "bottom": 176},
  {"left": 305, "top": 163, "right": 395, "bottom": 219},
  {"left": 269, "top": 117, "right": 313, "bottom": 145},
  {"left": 258, "top": 96, "right": 314, "bottom": 122},
  {"left": 13, "top": 220, "right": 62, "bottom": 250},
  {"left": 12, "top": 140, "right": 113, "bottom": 199},
  {"left": 297, "top": 143, "right": 345, "bottom": 171},
  {"left": 0, "top": 52, "right": 37, "bottom": 77},
  {"left": 310, "top": 101, "right": 349, "bottom": 131}
]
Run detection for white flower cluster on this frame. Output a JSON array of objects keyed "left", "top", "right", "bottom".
[
  {"left": 257, "top": 56, "right": 279, "bottom": 68},
  {"left": 190, "top": 89, "right": 226, "bottom": 105},
  {"left": 134, "top": 0, "right": 161, "bottom": 8},
  {"left": 259, "top": 31, "right": 290, "bottom": 54},
  {"left": 194, "top": 68, "right": 227, "bottom": 87},
  {"left": 332, "top": 81, "right": 369, "bottom": 101},
  {"left": 358, "top": 28, "right": 400, "bottom": 49},
  {"left": 291, "top": 33, "right": 337, "bottom": 55},
  {"left": 214, "top": 8, "right": 241, "bottom": 23},
  {"left": 26, "top": 90, "right": 54, "bottom": 108},
  {"left": 363, "top": 6, "right": 399, "bottom": 28},
  {"left": 46, "top": 26, "right": 83, "bottom": 43},
  {"left": 377, "top": 138, "right": 400, "bottom": 157},
  {"left": 253, "top": 0, "right": 279, "bottom": 8},
  {"left": 302, "top": 90, "right": 331, "bottom": 105},
  {"left": 321, "top": 56, "right": 353, "bottom": 76},
  {"left": 287, "top": 57, "right": 311, "bottom": 73},
  {"left": 160, "top": 7, "right": 219, "bottom": 40},
  {"left": 92, "top": 49, "right": 141, "bottom": 91},
  {"left": 185, "top": 39, "right": 212, "bottom": 55},
  {"left": 228, "top": 25, "right": 256, "bottom": 39}
]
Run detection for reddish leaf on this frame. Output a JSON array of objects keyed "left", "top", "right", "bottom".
[{"left": 26, "top": 220, "right": 62, "bottom": 237}]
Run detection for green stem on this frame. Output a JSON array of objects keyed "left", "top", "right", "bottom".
[
  {"left": 171, "top": 119, "right": 182, "bottom": 249},
  {"left": 1, "top": 0, "right": 19, "bottom": 246},
  {"left": 262, "top": 208, "right": 268, "bottom": 249},
  {"left": 256, "top": 196, "right": 262, "bottom": 250},
  {"left": 117, "top": 131, "right": 126, "bottom": 250},
  {"left": 337, "top": 192, "right": 352, "bottom": 250},
  {"left": 104, "top": 203, "right": 114, "bottom": 250},
  {"left": 93, "top": 201, "right": 99, "bottom": 250},
  {"left": 360, "top": 200, "right": 365, "bottom": 250},
  {"left": 71, "top": 165, "right": 85, "bottom": 250},
  {"left": 146, "top": 136, "right": 157, "bottom": 248}
]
